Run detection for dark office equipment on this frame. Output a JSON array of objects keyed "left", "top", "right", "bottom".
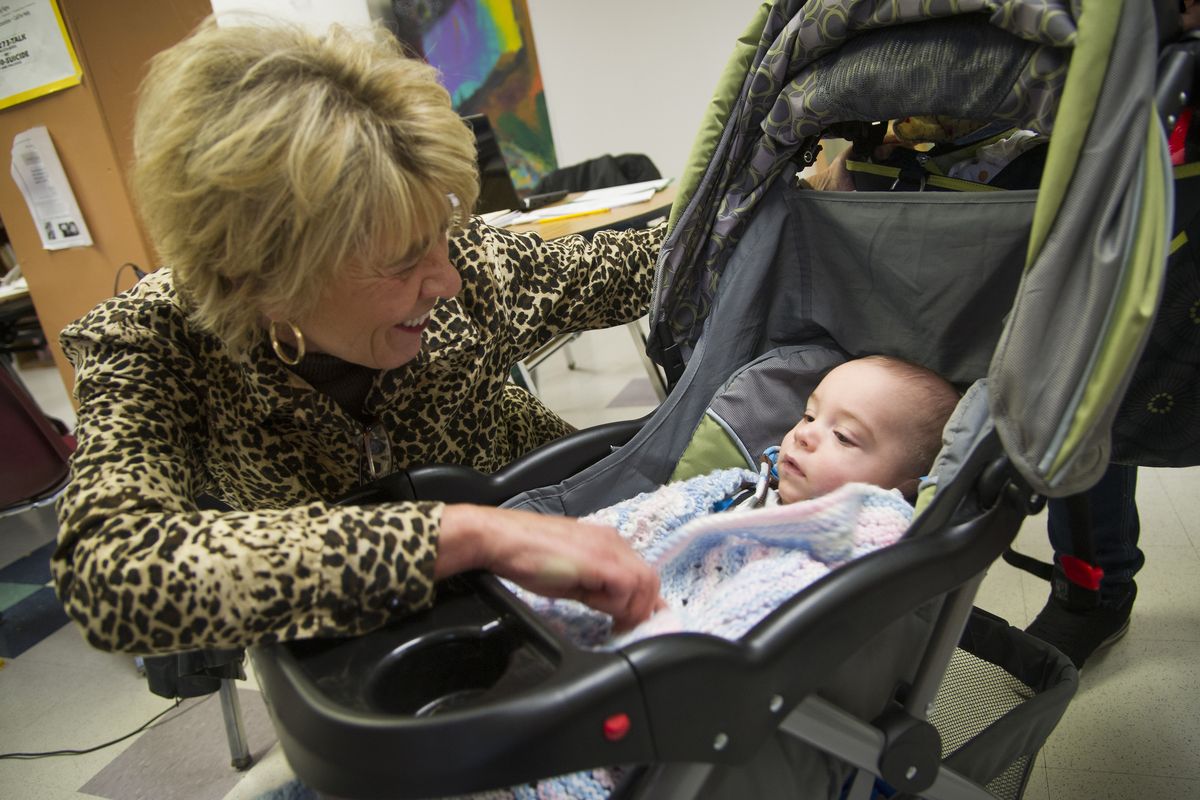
[
  {"left": 0, "top": 293, "right": 47, "bottom": 356},
  {"left": 533, "top": 153, "right": 661, "bottom": 195},
  {"left": 521, "top": 190, "right": 569, "bottom": 211},
  {"left": 463, "top": 114, "right": 523, "bottom": 214}
]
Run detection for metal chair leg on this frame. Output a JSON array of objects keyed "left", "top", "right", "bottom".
[
  {"left": 510, "top": 362, "right": 536, "bottom": 392},
  {"left": 218, "top": 677, "right": 253, "bottom": 770}
]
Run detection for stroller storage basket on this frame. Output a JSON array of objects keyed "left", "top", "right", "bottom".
[{"left": 930, "top": 609, "right": 1077, "bottom": 800}]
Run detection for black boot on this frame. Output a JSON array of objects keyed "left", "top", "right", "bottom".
[{"left": 1026, "top": 581, "right": 1136, "bottom": 670}]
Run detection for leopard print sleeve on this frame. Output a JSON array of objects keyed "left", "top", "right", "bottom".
[
  {"left": 452, "top": 218, "right": 665, "bottom": 360},
  {"left": 54, "top": 293, "right": 441, "bottom": 654}
]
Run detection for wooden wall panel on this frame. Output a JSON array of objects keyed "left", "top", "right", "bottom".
[{"left": 0, "top": 0, "right": 210, "bottom": 396}]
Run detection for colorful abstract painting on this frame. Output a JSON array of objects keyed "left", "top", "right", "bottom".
[{"left": 392, "top": 0, "right": 557, "bottom": 191}]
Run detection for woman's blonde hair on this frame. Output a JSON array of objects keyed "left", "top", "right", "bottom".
[{"left": 132, "top": 18, "right": 479, "bottom": 349}]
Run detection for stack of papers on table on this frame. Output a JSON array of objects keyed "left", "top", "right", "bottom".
[
  {"left": 0, "top": 272, "right": 29, "bottom": 302},
  {"left": 482, "top": 178, "right": 673, "bottom": 228}
]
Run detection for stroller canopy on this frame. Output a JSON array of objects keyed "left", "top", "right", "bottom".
[{"left": 652, "top": 0, "right": 1171, "bottom": 496}]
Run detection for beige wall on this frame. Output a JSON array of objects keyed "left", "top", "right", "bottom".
[
  {"left": 0, "top": 0, "right": 210, "bottom": 396},
  {"left": 526, "top": 0, "right": 764, "bottom": 183}
]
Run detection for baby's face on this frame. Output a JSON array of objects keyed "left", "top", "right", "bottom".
[{"left": 776, "top": 360, "right": 917, "bottom": 503}]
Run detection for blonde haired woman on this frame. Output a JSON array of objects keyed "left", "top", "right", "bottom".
[{"left": 53, "top": 19, "right": 662, "bottom": 654}]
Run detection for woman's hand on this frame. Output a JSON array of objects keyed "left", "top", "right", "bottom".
[
  {"left": 804, "top": 141, "right": 907, "bottom": 193},
  {"left": 437, "top": 504, "right": 664, "bottom": 632},
  {"left": 803, "top": 146, "right": 858, "bottom": 192}
]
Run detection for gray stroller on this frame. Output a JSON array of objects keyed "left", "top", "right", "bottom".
[{"left": 251, "top": 0, "right": 1188, "bottom": 797}]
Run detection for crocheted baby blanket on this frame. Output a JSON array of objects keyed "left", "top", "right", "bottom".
[{"left": 515, "top": 468, "right": 914, "bottom": 647}]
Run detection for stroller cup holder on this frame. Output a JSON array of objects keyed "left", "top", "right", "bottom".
[
  {"left": 362, "top": 603, "right": 548, "bottom": 719},
  {"left": 252, "top": 572, "right": 669, "bottom": 799}
]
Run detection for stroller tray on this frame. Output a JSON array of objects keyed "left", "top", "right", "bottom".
[{"left": 251, "top": 573, "right": 661, "bottom": 799}]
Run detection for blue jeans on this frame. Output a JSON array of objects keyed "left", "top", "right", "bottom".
[{"left": 1046, "top": 462, "right": 1143, "bottom": 607}]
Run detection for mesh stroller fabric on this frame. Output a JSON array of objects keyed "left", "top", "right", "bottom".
[{"left": 931, "top": 610, "right": 1077, "bottom": 800}]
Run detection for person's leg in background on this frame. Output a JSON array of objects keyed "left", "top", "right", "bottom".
[{"left": 1026, "top": 462, "right": 1144, "bottom": 669}]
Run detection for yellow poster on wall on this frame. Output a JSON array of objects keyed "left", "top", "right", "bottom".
[{"left": 0, "top": 0, "right": 81, "bottom": 111}]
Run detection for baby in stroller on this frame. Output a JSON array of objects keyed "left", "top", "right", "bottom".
[
  {"left": 460, "top": 356, "right": 958, "bottom": 798},
  {"left": 519, "top": 355, "right": 961, "bottom": 645}
]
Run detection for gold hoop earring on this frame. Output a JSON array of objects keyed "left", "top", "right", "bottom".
[{"left": 269, "top": 320, "right": 305, "bottom": 366}]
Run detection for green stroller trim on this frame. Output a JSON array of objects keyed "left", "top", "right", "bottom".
[
  {"left": 1025, "top": 0, "right": 1121, "bottom": 263},
  {"left": 843, "top": 159, "right": 1008, "bottom": 192},
  {"left": 988, "top": 0, "right": 1172, "bottom": 494},
  {"left": 1018, "top": 0, "right": 1142, "bottom": 481},
  {"left": 669, "top": 414, "right": 748, "bottom": 483},
  {"left": 1049, "top": 115, "right": 1170, "bottom": 478}
]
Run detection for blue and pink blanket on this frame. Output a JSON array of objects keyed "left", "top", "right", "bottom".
[{"left": 513, "top": 468, "right": 913, "bottom": 647}]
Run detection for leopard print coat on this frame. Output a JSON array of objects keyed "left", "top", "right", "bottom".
[{"left": 53, "top": 218, "right": 664, "bottom": 654}]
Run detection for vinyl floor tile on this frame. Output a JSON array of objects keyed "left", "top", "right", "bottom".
[
  {"left": 605, "top": 376, "right": 659, "bottom": 408},
  {"left": 1121, "top": 544, "right": 1200, "bottom": 644},
  {"left": 0, "top": 581, "right": 41, "bottom": 611},
  {"left": 1043, "top": 767, "right": 1200, "bottom": 799},
  {"left": 1040, "top": 638, "right": 1200, "bottom": 779},
  {"left": 0, "top": 503, "right": 59, "bottom": 568},
  {"left": 533, "top": 324, "right": 661, "bottom": 428},
  {"left": 1018, "top": 754, "right": 1049, "bottom": 800},
  {"left": 0, "top": 586, "right": 70, "bottom": 658},
  {"left": 1153, "top": 465, "right": 1200, "bottom": 551},
  {"left": 16, "top": 619, "right": 119, "bottom": 669},
  {"left": 1134, "top": 468, "right": 1193, "bottom": 549},
  {"left": 80, "top": 689, "right": 276, "bottom": 800},
  {"left": 0, "top": 650, "right": 164, "bottom": 752},
  {"left": 973, "top": 563, "right": 1028, "bottom": 629},
  {"left": 221, "top": 744, "right": 296, "bottom": 800},
  {"left": 0, "top": 540, "right": 54, "bottom": 584},
  {"left": 0, "top": 663, "right": 164, "bottom": 798}
]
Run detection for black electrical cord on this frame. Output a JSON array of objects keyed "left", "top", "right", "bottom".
[
  {"left": 0, "top": 698, "right": 183, "bottom": 760},
  {"left": 111, "top": 262, "right": 147, "bottom": 296}
]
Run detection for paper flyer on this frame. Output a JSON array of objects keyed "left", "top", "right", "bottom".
[
  {"left": 10, "top": 125, "right": 93, "bottom": 250},
  {"left": 0, "top": 1, "right": 82, "bottom": 110}
]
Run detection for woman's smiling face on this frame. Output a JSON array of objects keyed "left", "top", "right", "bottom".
[{"left": 290, "top": 233, "right": 462, "bottom": 370}]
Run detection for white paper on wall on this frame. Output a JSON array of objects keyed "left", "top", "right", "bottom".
[{"left": 10, "top": 125, "right": 93, "bottom": 251}]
